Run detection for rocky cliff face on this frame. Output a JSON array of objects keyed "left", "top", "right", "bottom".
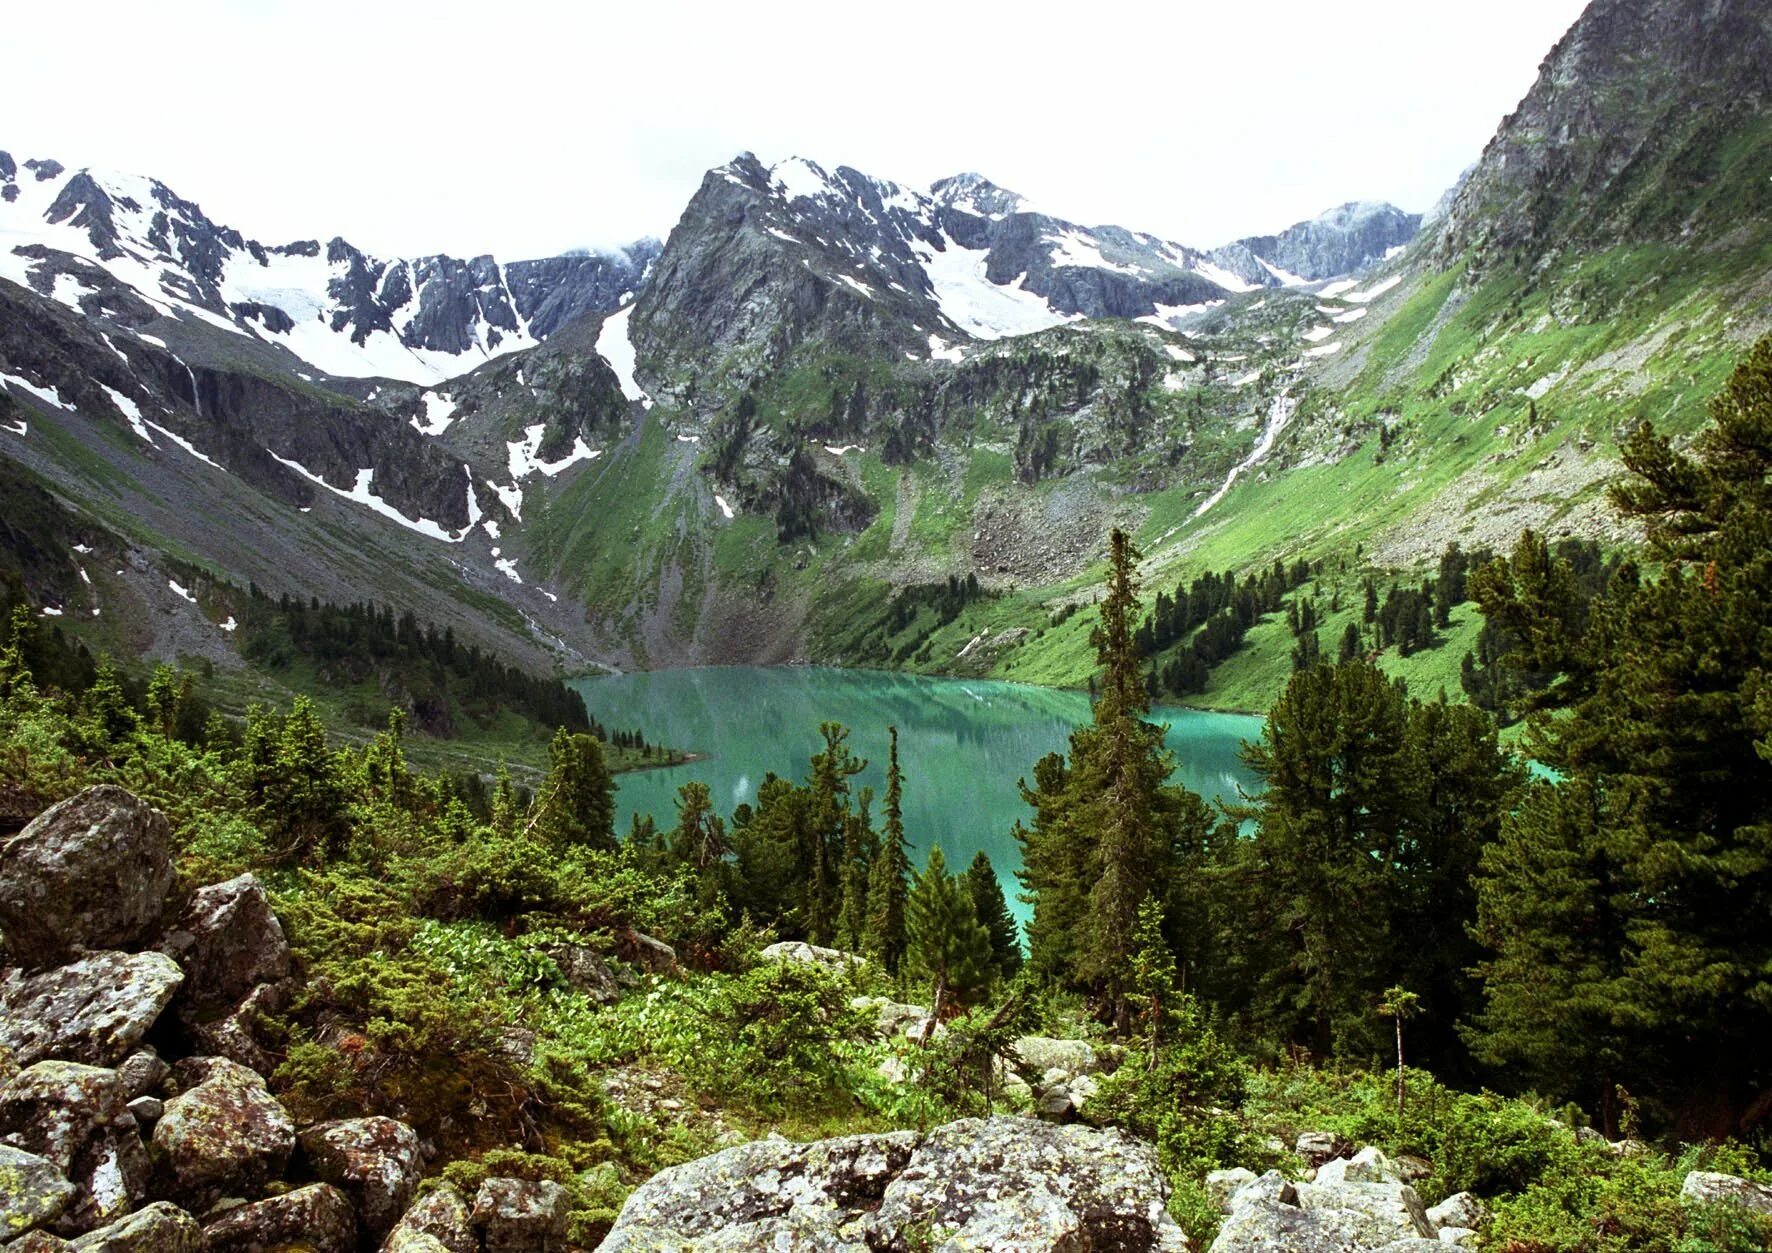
[
  {"left": 0, "top": 149, "right": 657, "bottom": 386},
  {"left": 1431, "top": 0, "right": 1772, "bottom": 269},
  {"left": 1212, "top": 201, "right": 1423, "bottom": 284}
]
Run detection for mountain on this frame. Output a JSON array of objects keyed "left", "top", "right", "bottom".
[
  {"left": 2, "top": 0, "right": 1769, "bottom": 715},
  {"left": 0, "top": 151, "right": 659, "bottom": 386},
  {"left": 1210, "top": 201, "right": 1423, "bottom": 287},
  {"left": 1432, "top": 0, "right": 1772, "bottom": 269}
]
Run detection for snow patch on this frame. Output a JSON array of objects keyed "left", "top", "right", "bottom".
[
  {"left": 101, "top": 384, "right": 155, "bottom": 443},
  {"left": 169, "top": 579, "right": 197, "bottom": 603},
  {"left": 1305, "top": 341, "right": 1343, "bottom": 357},
  {"left": 269, "top": 452, "right": 469, "bottom": 542},
  {"left": 714, "top": 494, "right": 735, "bottom": 520},
  {"left": 412, "top": 391, "right": 456, "bottom": 435},
  {"left": 596, "top": 305, "right": 651, "bottom": 408},
  {"left": 1, "top": 371, "right": 68, "bottom": 410},
  {"left": 219, "top": 616, "right": 237, "bottom": 632},
  {"left": 1343, "top": 275, "right": 1402, "bottom": 304},
  {"left": 914, "top": 235, "right": 1078, "bottom": 340}
]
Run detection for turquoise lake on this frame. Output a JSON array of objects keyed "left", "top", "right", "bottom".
[{"left": 571, "top": 666, "right": 1264, "bottom": 922}]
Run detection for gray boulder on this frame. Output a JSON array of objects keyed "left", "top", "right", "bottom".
[
  {"left": 545, "top": 944, "right": 619, "bottom": 1003},
  {"left": 1372, "top": 1243, "right": 1448, "bottom": 1252},
  {"left": 1437, "top": 1228, "right": 1479, "bottom": 1247},
  {"left": 1295, "top": 1180, "right": 1435, "bottom": 1242},
  {"left": 602, "top": 1116, "right": 1185, "bottom": 1252},
  {"left": 849, "top": 996, "right": 931, "bottom": 1039},
  {"left": 183, "top": 982, "right": 289, "bottom": 1079},
  {"left": 0, "top": 1142, "right": 76, "bottom": 1241},
  {"left": 0, "top": 952, "right": 184, "bottom": 1068},
  {"left": 298, "top": 1116, "right": 423, "bottom": 1235},
  {"left": 619, "top": 930, "right": 677, "bottom": 974},
  {"left": 199, "top": 1183, "right": 356, "bottom": 1253},
  {"left": 11, "top": 1231, "right": 76, "bottom": 1251},
  {"left": 1425, "top": 1191, "right": 1489, "bottom": 1230},
  {"left": 1295, "top": 1130, "right": 1350, "bottom": 1166},
  {"left": 0, "top": 787, "right": 176, "bottom": 968},
  {"left": 0, "top": 1061, "right": 148, "bottom": 1235},
  {"left": 1681, "top": 1170, "right": 1772, "bottom": 1213},
  {"left": 470, "top": 1178, "right": 566, "bottom": 1253},
  {"left": 759, "top": 941, "right": 865, "bottom": 972},
  {"left": 1207, "top": 1167, "right": 1259, "bottom": 1212},
  {"left": 381, "top": 1185, "right": 475, "bottom": 1253},
  {"left": 68, "top": 1201, "right": 202, "bottom": 1251},
  {"left": 1010, "top": 1036, "right": 1098, "bottom": 1078},
  {"left": 1316, "top": 1146, "right": 1404, "bottom": 1186},
  {"left": 158, "top": 875, "right": 290, "bottom": 1016},
  {"left": 150, "top": 1058, "right": 293, "bottom": 1207},
  {"left": 114, "top": 1052, "right": 169, "bottom": 1102}
]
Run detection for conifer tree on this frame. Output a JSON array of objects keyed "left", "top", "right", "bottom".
[
  {"left": 532, "top": 729, "right": 616, "bottom": 853},
  {"left": 1469, "top": 337, "right": 1772, "bottom": 1136},
  {"left": 963, "top": 850, "right": 1022, "bottom": 981},
  {"left": 863, "top": 726, "right": 912, "bottom": 971},
  {"left": 906, "top": 845, "right": 992, "bottom": 1038}
]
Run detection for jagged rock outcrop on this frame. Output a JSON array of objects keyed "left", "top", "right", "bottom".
[
  {"left": 158, "top": 874, "right": 289, "bottom": 1016},
  {"left": 0, "top": 952, "right": 184, "bottom": 1068},
  {"left": 600, "top": 1116, "right": 1186, "bottom": 1251},
  {"left": 0, "top": 786, "right": 176, "bottom": 968},
  {"left": 1431, "top": 0, "right": 1772, "bottom": 269},
  {"left": 381, "top": 1185, "right": 476, "bottom": 1253},
  {"left": 1211, "top": 202, "right": 1420, "bottom": 285},
  {"left": 1208, "top": 1147, "right": 1443, "bottom": 1253}
]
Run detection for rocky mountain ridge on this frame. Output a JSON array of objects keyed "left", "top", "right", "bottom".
[{"left": 0, "top": 150, "right": 660, "bottom": 387}]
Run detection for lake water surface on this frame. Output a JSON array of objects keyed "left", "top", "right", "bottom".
[{"left": 571, "top": 666, "right": 1263, "bottom": 921}]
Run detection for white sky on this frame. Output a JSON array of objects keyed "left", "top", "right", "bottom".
[{"left": 3, "top": 0, "right": 1590, "bottom": 261}]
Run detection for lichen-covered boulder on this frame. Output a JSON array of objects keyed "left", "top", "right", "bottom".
[
  {"left": 849, "top": 996, "right": 931, "bottom": 1040},
  {"left": 618, "top": 931, "right": 677, "bottom": 974},
  {"left": 381, "top": 1185, "right": 475, "bottom": 1253},
  {"left": 1207, "top": 1167, "right": 1259, "bottom": 1212},
  {"left": 0, "top": 787, "right": 176, "bottom": 968},
  {"left": 0, "top": 953, "right": 184, "bottom": 1068},
  {"left": 1212, "top": 1196, "right": 1395, "bottom": 1253},
  {"left": 759, "top": 941, "right": 865, "bottom": 972},
  {"left": 545, "top": 944, "right": 619, "bottom": 1003},
  {"left": 1010, "top": 1036, "right": 1098, "bottom": 1078},
  {"left": 298, "top": 1116, "right": 422, "bottom": 1235},
  {"left": 158, "top": 875, "right": 290, "bottom": 1017},
  {"left": 1681, "top": 1170, "right": 1772, "bottom": 1214},
  {"left": 602, "top": 1117, "right": 1186, "bottom": 1252},
  {"left": 1295, "top": 1129, "right": 1351, "bottom": 1167},
  {"left": 199, "top": 1183, "right": 356, "bottom": 1253},
  {"left": 0, "top": 1062, "right": 148, "bottom": 1236},
  {"left": 66, "top": 1201, "right": 201, "bottom": 1251},
  {"left": 470, "top": 1178, "right": 566, "bottom": 1253},
  {"left": 1316, "top": 1145, "right": 1404, "bottom": 1186},
  {"left": 1295, "top": 1180, "right": 1435, "bottom": 1242},
  {"left": 150, "top": 1058, "right": 293, "bottom": 1207},
  {"left": 11, "top": 1230, "right": 75, "bottom": 1251},
  {"left": 0, "top": 1142, "right": 76, "bottom": 1242},
  {"left": 1425, "top": 1190, "right": 1489, "bottom": 1230}
]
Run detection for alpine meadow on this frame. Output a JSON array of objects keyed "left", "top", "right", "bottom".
[{"left": 4, "top": 1, "right": 1772, "bottom": 1250}]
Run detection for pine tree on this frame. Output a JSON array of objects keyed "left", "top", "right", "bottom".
[
  {"left": 905, "top": 845, "right": 992, "bottom": 1039},
  {"left": 863, "top": 726, "right": 912, "bottom": 971},
  {"left": 532, "top": 729, "right": 616, "bottom": 853},
  {"left": 1468, "top": 337, "right": 1772, "bottom": 1137},
  {"left": 1130, "top": 895, "right": 1178, "bottom": 1063},
  {"left": 669, "top": 780, "right": 727, "bottom": 871},
  {"left": 963, "top": 850, "right": 1022, "bottom": 981}
]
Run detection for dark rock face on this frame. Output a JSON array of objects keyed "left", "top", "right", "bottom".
[
  {"left": 0, "top": 1061, "right": 150, "bottom": 1235},
  {"left": 1432, "top": 0, "right": 1772, "bottom": 268},
  {"left": 600, "top": 1116, "right": 1186, "bottom": 1251},
  {"left": 296, "top": 1116, "right": 422, "bottom": 1235},
  {"left": 197, "top": 1183, "right": 356, "bottom": 1253},
  {"left": 0, "top": 786, "right": 176, "bottom": 968},
  {"left": 0, "top": 951, "right": 184, "bottom": 1069}
]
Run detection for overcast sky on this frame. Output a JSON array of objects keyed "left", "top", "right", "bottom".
[{"left": 5, "top": 0, "right": 1590, "bottom": 260}]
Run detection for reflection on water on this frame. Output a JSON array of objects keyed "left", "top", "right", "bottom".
[{"left": 571, "top": 666, "right": 1264, "bottom": 923}]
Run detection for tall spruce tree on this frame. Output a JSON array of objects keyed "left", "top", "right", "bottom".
[
  {"left": 863, "top": 726, "right": 912, "bottom": 971},
  {"left": 1468, "top": 337, "right": 1772, "bottom": 1138},
  {"left": 532, "top": 729, "right": 616, "bottom": 854},
  {"left": 963, "top": 850, "right": 1022, "bottom": 981},
  {"left": 905, "top": 845, "right": 993, "bottom": 1035}
]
